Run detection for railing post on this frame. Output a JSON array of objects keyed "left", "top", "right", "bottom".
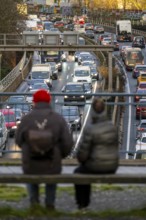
[{"left": 108, "top": 51, "right": 113, "bottom": 92}]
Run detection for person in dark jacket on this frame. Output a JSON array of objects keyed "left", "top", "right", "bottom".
[
  {"left": 15, "top": 89, "right": 73, "bottom": 210},
  {"left": 74, "top": 97, "right": 119, "bottom": 210}
]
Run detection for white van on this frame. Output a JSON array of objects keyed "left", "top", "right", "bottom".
[
  {"left": 30, "top": 64, "right": 52, "bottom": 89},
  {"left": 0, "top": 112, "right": 8, "bottom": 153},
  {"left": 134, "top": 132, "right": 146, "bottom": 159},
  {"left": 72, "top": 66, "right": 92, "bottom": 84}
]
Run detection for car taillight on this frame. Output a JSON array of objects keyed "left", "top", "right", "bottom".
[
  {"left": 138, "top": 128, "right": 144, "bottom": 131},
  {"left": 135, "top": 96, "right": 140, "bottom": 102}
]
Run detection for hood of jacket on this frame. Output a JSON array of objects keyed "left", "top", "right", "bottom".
[{"left": 91, "top": 108, "right": 108, "bottom": 124}]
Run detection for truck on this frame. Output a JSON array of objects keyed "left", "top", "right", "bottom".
[
  {"left": 116, "top": 20, "right": 132, "bottom": 42},
  {"left": 29, "top": 64, "right": 53, "bottom": 89}
]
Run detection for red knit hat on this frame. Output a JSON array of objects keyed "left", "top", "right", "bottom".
[{"left": 33, "top": 89, "right": 51, "bottom": 103}]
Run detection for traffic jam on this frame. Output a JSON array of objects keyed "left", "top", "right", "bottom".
[{"left": 1, "top": 13, "right": 146, "bottom": 160}]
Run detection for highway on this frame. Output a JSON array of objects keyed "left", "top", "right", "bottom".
[{"left": 2, "top": 30, "right": 146, "bottom": 161}]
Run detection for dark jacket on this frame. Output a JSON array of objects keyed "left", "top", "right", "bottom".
[
  {"left": 15, "top": 102, "right": 73, "bottom": 174},
  {"left": 77, "top": 108, "right": 119, "bottom": 173}
]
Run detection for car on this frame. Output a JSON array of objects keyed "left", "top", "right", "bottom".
[
  {"left": 61, "top": 52, "right": 67, "bottom": 62},
  {"left": 72, "top": 65, "right": 92, "bottom": 84},
  {"left": 74, "top": 51, "right": 81, "bottom": 62},
  {"left": 83, "top": 82, "right": 92, "bottom": 99},
  {"left": 85, "top": 30, "right": 94, "bottom": 39},
  {"left": 136, "top": 119, "right": 146, "bottom": 137},
  {"left": 78, "top": 52, "right": 94, "bottom": 65},
  {"left": 26, "top": 94, "right": 33, "bottom": 103},
  {"left": 64, "top": 24, "right": 74, "bottom": 31},
  {"left": 27, "top": 79, "right": 46, "bottom": 90},
  {"left": 62, "top": 82, "right": 86, "bottom": 106},
  {"left": 98, "top": 34, "right": 111, "bottom": 44},
  {"left": 124, "top": 47, "right": 144, "bottom": 70},
  {"left": 43, "top": 21, "right": 54, "bottom": 31},
  {"left": 90, "top": 67, "right": 99, "bottom": 80},
  {"left": 29, "top": 83, "right": 49, "bottom": 93},
  {"left": 11, "top": 108, "right": 23, "bottom": 121},
  {"left": 112, "top": 40, "right": 120, "bottom": 51},
  {"left": 81, "top": 61, "right": 96, "bottom": 69},
  {"left": 0, "top": 109, "right": 17, "bottom": 137},
  {"left": 84, "top": 23, "right": 94, "bottom": 30},
  {"left": 49, "top": 28, "right": 60, "bottom": 32},
  {"left": 93, "top": 25, "right": 104, "bottom": 34},
  {"left": 134, "top": 88, "right": 146, "bottom": 103},
  {"left": 54, "top": 21, "right": 64, "bottom": 28},
  {"left": 46, "top": 62, "right": 58, "bottom": 80},
  {"left": 136, "top": 99, "right": 146, "bottom": 119},
  {"left": 78, "top": 37, "right": 85, "bottom": 45},
  {"left": 132, "top": 65, "right": 146, "bottom": 78},
  {"left": 137, "top": 82, "right": 146, "bottom": 90},
  {"left": 120, "top": 45, "right": 132, "bottom": 61},
  {"left": 137, "top": 72, "right": 146, "bottom": 86},
  {"left": 134, "top": 132, "right": 146, "bottom": 159},
  {"left": 7, "top": 95, "right": 26, "bottom": 109},
  {"left": 101, "top": 37, "right": 112, "bottom": 46},
  {"left": 60, "top": 105, "right": 82, "bottom": 130},
  {"left": 132, "top": 36, "right": 145, "bottom": 48}
]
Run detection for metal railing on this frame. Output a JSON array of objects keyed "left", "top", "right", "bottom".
[
  {"left": 0, "top": 92, "right": 145, "bottom": 159},
  {"left": 0, "top": 52, "right": 26, "bottom": 91}
]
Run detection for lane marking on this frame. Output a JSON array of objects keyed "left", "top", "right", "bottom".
[{"left": 73, "top": 81, "right": 98, "bottom": 153}]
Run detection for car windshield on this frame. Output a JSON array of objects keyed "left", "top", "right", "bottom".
[
  {"left": 62, "top": 109, "right": 78, "bottom": 116},
  {"left": 136, "top": 151, "right": 146, "bottom": 159},
  {"left": 141, "top": 137, "right": 146, "bottom": 143},
  {"left": 75, "top": 70, "right": 89, "bottom": 77},
  {"left": 90, "top": 68, "right": 96, "bottom": 73},
  {"left": 139, "top": 84, "right": 146, "bottom": 89},
  {"left": 137, "top": 67, "right": 146, "bottom": 71},
  {"left": 4, "top": 114, "right": 15, "bottom": 122},
  {"left": 140, "top": 123, "right": 146, "bottom": 128},
  {"left": 29, "top": 79, "right": 44, "bottom": 85},
  {"left": 32, "top": 83, "right": 48, "bottom": 90},
  {"left": 31, "top": 71, "right": 49, "bottom": 79},
  {"left": 128, "top": 51, "right": 143, "bottom": 60},
  {"left": 8, "top": 96, "right": 25, "bottom": 103},
  {"left": 65, "top": 85, "right": 84, "bottom": 92}
]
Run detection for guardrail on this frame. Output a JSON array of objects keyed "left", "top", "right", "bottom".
[{"left": 96, "top": 22, "right": 146, "bottom": 39}]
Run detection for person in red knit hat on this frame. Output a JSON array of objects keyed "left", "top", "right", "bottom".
[
  {"left": 15, "top": 89, "right": 73, "bottom": 210},
  {"left": 33, "top": 89, "right": 51, "bottom": 103}
]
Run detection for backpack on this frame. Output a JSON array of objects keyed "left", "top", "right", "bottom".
[{"left": 28, "top": 119, "right": 54, "bottom": 160}]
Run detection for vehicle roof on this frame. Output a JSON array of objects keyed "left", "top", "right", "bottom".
[
  {"left": 135, "top": 65, "right": 146, "bottom": 68},
  {"left": 61, "top": 105, "right": 79, "bottom": 110},
  {"left": 66, "top": 82, "right": 84, "bottom": 85},
  {"left": 138, "top": 71, "right": 146, "bottom": 75},
  {"left": 126, "top": 47, "right": 142, "bottom": 51},
  {"left": 74, "top": 65, "right": 90, "bottom": 70}
]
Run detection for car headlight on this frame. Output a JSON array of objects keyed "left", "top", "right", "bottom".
[
  {"left": 80, "top": 95, "right": 85, "bottom": 98},
  {"left": 57, "top": 63, "right": 61, "bottom": 67},
  {"left": 74, "top": 118, "right": 80, "bottom": 123},
  {"left": 45, "top": 79, "right": 50, "bottom": 83},
  {"left": 64, "top": 96, "right": 68, "bottom": 98}
]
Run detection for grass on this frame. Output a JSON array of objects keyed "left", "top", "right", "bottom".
[
  {"left": 0, "top": 184, "right": 146, "bottom": 218},
  {"left": 0, "top": 205, "right": 146, "bottom": 218}
]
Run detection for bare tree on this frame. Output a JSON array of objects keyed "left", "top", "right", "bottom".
[{"left": 0, "top": 0, "right": 26, "bottom": 34}]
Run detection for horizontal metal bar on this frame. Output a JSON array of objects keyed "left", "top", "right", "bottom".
[
  {"left": 0, "top": 45, "right": 114, "bottom": 52},
  {"left": 0, "top": 174, "right": 145, "bottom": 184},
  {"left": 0, "top": 92, "right": 144, "bottom": 96}
]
